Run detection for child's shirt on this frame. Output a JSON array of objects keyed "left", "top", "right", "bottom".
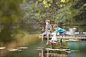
[
  {"left": 45, "top": 25, "right": 52, "bottom": 33},
  {"left": 56, "top": 27, "right": 66, "bottom": 35}
]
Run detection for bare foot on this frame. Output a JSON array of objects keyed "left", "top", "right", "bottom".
[{"left": 46, "top": 42, "right": 48, "bottom": 45}]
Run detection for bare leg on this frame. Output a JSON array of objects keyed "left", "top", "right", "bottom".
[
  {"left": 41, "top": 49, "right": 43, "bottom": 57},
  {"left": 46, "top": 34, "right": 49, "bottom": 45},
  {"left": 47, "top": 50, "right": 49, "bottom": 57},
  {"left": 42, "top": 34, "right": 44, "bottom": 42}
]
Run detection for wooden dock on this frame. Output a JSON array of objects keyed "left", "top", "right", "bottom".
[{"left": 39, "top": 32, "right": 86, "bottom": 40}]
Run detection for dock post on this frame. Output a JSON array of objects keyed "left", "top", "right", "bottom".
[{"left": 60, "top": 35, "right": 63, "bottom": 47}]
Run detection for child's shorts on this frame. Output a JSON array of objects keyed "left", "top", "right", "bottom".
[
  {"left": 59, "top": 31, "right": 66, "bottom": 35},
  {"left": 43, "top": 32, "right": 51, "bottom": 35}
]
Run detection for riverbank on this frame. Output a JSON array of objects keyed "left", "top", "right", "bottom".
[{"left": 0, "top": 34, "right": 41, "bottom": 56}]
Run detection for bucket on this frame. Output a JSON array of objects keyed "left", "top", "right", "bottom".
[
  {"left": 79, "top": 30, "right": 83, "bottom": 34},
  {"left": 69, "top": 28, "right": 76, "bottom": 35}
]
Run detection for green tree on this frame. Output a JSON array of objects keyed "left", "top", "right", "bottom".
[
  {"left": 32, "top": 0, "right": 86, "bottom": 25},
  {"left": 0, "top": 0, "right": 21, "bottom": 43},
  {"left": 56, "top": 0, "right": 86, "bottom": 25},
  {"left": 20, "top": 0, "right": 58, "bottom": 28}
]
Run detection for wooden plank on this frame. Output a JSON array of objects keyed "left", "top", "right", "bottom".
[
  {"left": 39, "top": 34, "right": 86, "bottom": 39},
  {"left": 0, "top": 47, "right": 6, "bottom": 50},
  {"left": 45, "top": 48, "right": 70, "bottom": 51}
]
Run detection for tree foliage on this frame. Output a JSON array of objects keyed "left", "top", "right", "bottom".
[
  {"left": 20, "top": 0, "right": 58, "bottom": 31},
  {"left": 0, "top": 0, "right": 22, "bottom": 43},
  {"left": 34, "top": 0, "right": 86, "bottom": 25},
  {"left": 19, "top": 0, "right": 86, "bottom": 34},
  {"left": 56, "top": 0, "right": 86, "bottom": 25}
]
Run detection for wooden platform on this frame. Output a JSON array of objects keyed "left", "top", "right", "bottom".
[
  {"left": 39, "top": 32, "right": 86, "bottom": 40},
  {"left": 45, "top": 48, "right": 70, "bottom": 51}
]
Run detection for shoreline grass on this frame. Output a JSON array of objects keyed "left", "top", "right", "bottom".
[{"left": 0, "top": 34, "right": 41, "bottom": 56}]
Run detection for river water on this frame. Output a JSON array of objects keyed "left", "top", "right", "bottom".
[{"left": 0, "top": 36, "right": 86, "bottom": 57}]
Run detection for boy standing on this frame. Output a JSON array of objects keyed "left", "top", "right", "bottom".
[
  {"left": 53, "top": 24, "right": 66, "bottom": 35},
  {"left": 42, "top": 20, "right": 52, "bottom": 45}
]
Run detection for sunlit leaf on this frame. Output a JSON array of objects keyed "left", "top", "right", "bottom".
[
  {"left": 32, "top": 7, "right": 35, "bottom": 10},
  {"left": 68, "top": 12, "right": 72, "bottom": 14},
  {"left": 50, "top": 0, "right": 53, "bottom": 3},
  {"left": 35, "top": 13, "right": 40, "bottom": 16},
  {"left": 84, "top": 3, "right": 86, "bottom": 6},
  {"left": 60, "top": 4, "right": 65, "bottom": 7},
  {"left": 43, "top": 1, "right": 47, "bottom": 4},
  {"left": 60, "top": 0, "right": 66, "bottom": 3},
  {"left": 60, "top": 5, "right": 63, "bottom": 7},
  {"left": 33, "top": 3, "right": 37, "bottom": 6},
  {"left": 48, "top": 4, "right": 51, "bottom": 6},
  {"left": 22, "top": 0, "right": 26, "bottom": 2},
  {"left": 37, "top": 8, "right": 41, "bottom": 12},
  {"left": 55, "top": 19, "right": 57, "bottom": 21},
  {"left": 28, "top": 11, "right": 31, "bottom": 13}
]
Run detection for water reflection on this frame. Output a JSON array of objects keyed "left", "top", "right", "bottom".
[
  {"left": 67, "top": 51, "right": 86, "bottom": 57},
  {"left": 0, "top": 36, "right": 86, "bottom": 57},
  {"left": 38, "top": 48, "right": 86, "bottom": 57},
  {"left": 1, "top": 43, "right": 86, "bottom": 57},
  {"left": 0, "top": 47, "right": 7, "bottom": 57},
  {"left": 38, "top": 48, "right": 68, "bottom": 57}
]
